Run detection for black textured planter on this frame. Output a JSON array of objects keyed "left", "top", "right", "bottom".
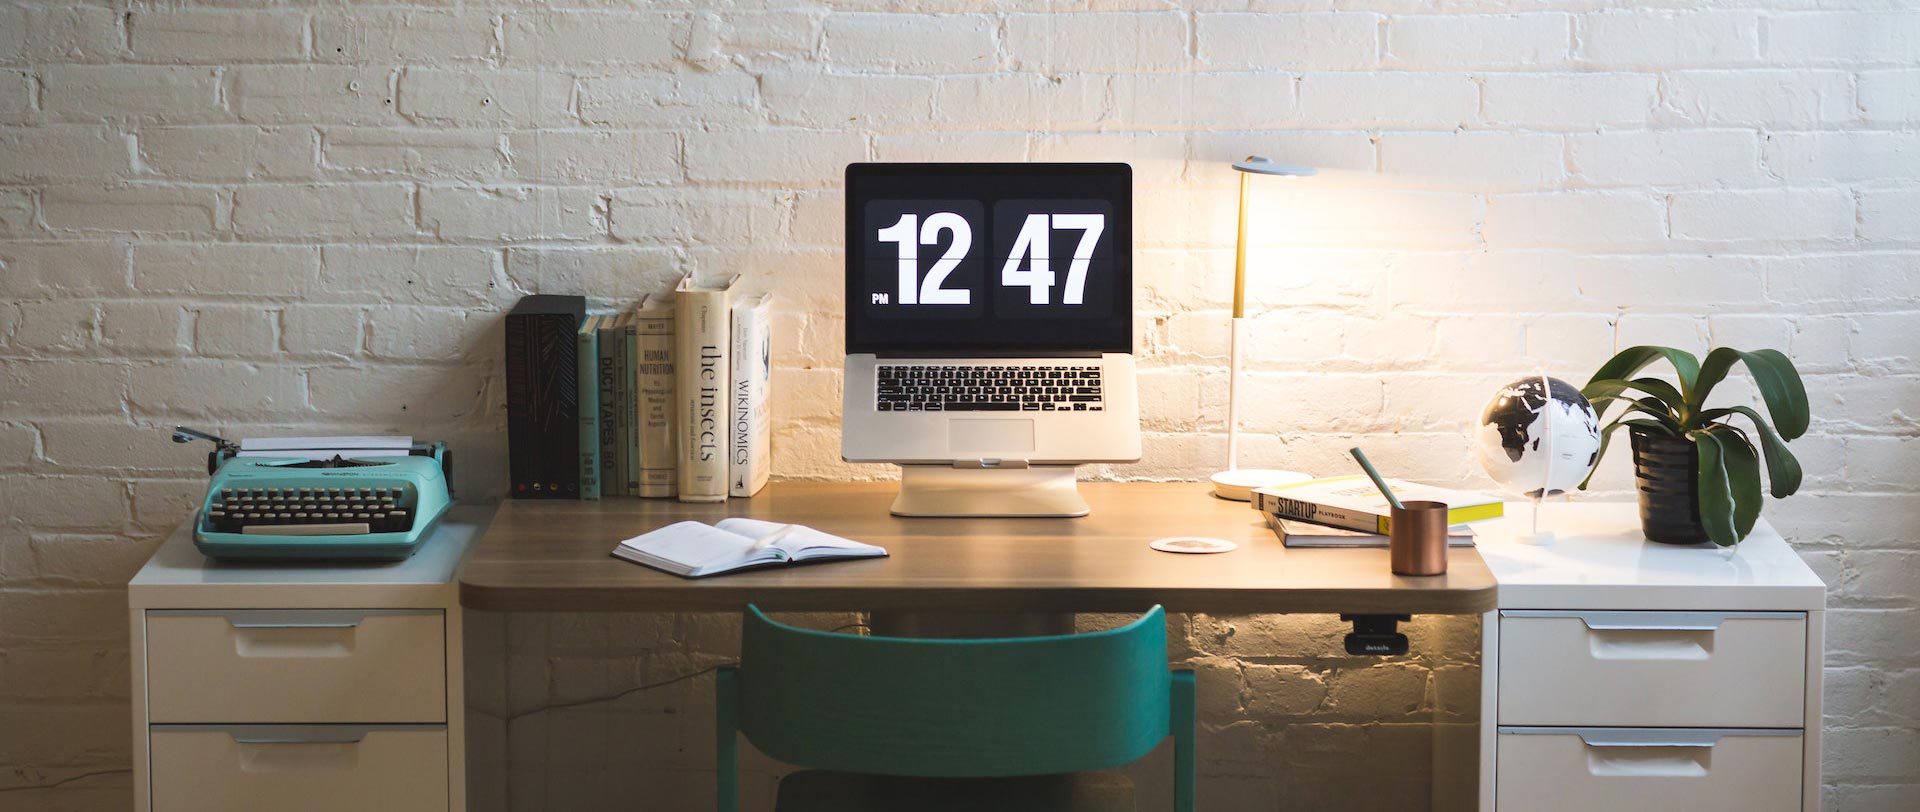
[{"left": 1631, "top": 427, "right": 1708, "bottom": 544}]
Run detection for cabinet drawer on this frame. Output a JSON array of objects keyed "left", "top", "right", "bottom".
[
  {"left": 147, "top": 610, "right": 445, "bottom": 724},
  {"left": 1496, "top": 727, "right": 1800, "bottom": 812},
  {"left": 1499, "top": 610, "right": 1805, "bottom": 727},
  {"left": 150, "top": 725, "right": 447, "bottom": 812}
]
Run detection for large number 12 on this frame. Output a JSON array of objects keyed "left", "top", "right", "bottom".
[
  {"left": 1001, "top": 214, "right": 1104, "bottom": 305},
  {"left": 878, "top": 213, "right": 971, "bottom": 306}
]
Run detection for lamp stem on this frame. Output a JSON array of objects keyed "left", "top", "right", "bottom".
[
  {"left": 1232, "top": 172, "right": 1250, "bottom": 320},
  {"left": 1227, "top": 316, "right": 1244, "bottom": 472},
  {"left": 1227, "top": 169, "right": 1252, "bottom": 472}
]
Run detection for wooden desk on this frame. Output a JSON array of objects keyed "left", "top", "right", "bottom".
[{"left": 458, "top": 482, "right": 1496, "bottom": 615}]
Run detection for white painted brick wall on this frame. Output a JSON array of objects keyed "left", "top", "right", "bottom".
[{"left": 1, "top": 2, "right": 1916, "bottom": 811}]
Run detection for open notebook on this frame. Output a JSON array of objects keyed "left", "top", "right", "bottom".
[{"left": 611, "top": 518, "right": 888, "bottom": 578}]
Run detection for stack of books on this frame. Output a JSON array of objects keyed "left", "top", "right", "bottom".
[
  {"left": 1250, "top": 476, "right": 1503, "bottom": 548},
  {"left": 503, "top": 277, "right": 774, "bottom": 502}
]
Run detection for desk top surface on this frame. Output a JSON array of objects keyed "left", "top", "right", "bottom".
[
  {"left": 1474, "top": 501, "right": 1824, "bottom": 611},
  {"left": 131, "top": 505, "right": 490, "bottom": 609},
  {"left": 457, "top": 482, "right": 1498, "bottom": 615}
]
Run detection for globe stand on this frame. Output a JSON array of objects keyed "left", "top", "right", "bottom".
[{"left": 1520, "top": 494, "right": 1556, "bottom": 545}]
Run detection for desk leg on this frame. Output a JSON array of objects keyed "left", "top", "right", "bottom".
[
  {"left": 868, "top": 612, "right": 1076, "bottom": 639},
  {"left": 1476, "top": 609, "right": 1497, "bottom": 812}
]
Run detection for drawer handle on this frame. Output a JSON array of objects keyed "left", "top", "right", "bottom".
[
  {"left": 153, "top": 723, "right": 444, "bottom": 743},
  {"left": 1503, "top": 609, "right": 1800, "bottom": 631},
  {"left": 1578, "top": 731, "right": 1723, "bottom": 748},
  {"left": 226, "top": 610, "right": 370, "bottom": 629},
  {"left": 233, "top": 729, "right": 369, "bottom": 745},
  {"left": 1501, "top": 726, "right": 1801, "bottom": 748},
  {"left": 1587, "top": 628, "right": 1712, "bottom": 661}
]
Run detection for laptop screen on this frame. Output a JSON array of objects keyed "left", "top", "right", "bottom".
[{"left": 845, "top": 163, "right": 1132, "bottom": 355}]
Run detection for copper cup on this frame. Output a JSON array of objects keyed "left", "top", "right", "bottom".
[{"left": 1390, "top": 500, "right": 1450, "bottom": 576}]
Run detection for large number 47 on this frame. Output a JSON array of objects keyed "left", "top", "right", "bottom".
[{"left": 1001, "top": 214, "right": 1105, "bottom": 305}]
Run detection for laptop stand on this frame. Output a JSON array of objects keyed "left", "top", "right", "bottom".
[{"left": 890, "top": 464, "right": 1091, "bottom": 518}]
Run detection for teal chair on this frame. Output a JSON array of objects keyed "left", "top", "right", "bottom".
[{"left": 716, "top": 605, "right": 1196, "bottom": 812}]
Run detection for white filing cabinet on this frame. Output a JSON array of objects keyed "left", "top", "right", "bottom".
[
  {"left": 128, "top": 506, "right": 489, "bottom": 812},
  {"left": 1475, "top": 503, "right": 1826, "bottom": 812}
]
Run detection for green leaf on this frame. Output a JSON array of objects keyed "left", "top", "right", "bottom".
[
  {"left": 1618, "top": 397, "right": 1683, "bottom": 430},
  {"left": 1708, "top": 424, "right": 1762, "bottom": 540},
  {"left": 1691, "top": 430, "right": 1740, "bottom": 547},
  {"left": 1628, "top": 377, "right": 1686, "bottom": 410},
  {"left": 1587, "top": 346, "right": 1702, "bottom": 401},
  {"left": 1578, "top": 418, "right": 1673, "bottom": 491},
  {"left": 1700, "top": 405, "right": 1804, "bottom": 497},
  {"left": 1582, "top": 381, "right": 1683, "bottom": 428},
  {"left": 1691, "top": 348, "right": 1810, "bottom": 441}
]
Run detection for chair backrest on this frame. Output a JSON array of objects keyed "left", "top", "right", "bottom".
[{"left": 736, "top": 605, "right": 1171, "bottom": 778}]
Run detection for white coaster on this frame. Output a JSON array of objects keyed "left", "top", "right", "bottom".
[{"left": 1149, "top": 536, "right": 1239, "bottom": 554}]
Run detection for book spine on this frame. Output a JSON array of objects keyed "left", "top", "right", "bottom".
[
  {"left": 599, "top": 320, "right": 622, "bottom": 499},
  {"left": 611, "top": 323, "right": 631, "bottom": 496},
  {"left": 576, "top": 324, "right": 599, "bottom": 500},
  {"left": 676, "top": 287, "right": 730, "bottom": 502},
  {"left": 597, "top": 323, "right": 620, "bottom": 497},
  {"left": 636, "top": 311, "right": 677, "bottom": 498},
  {"left": 624, "top": 324, "right": 641, "bottom": 495},
  {"left": 729, "top": 300, "right": 771, "bottom": 498},
  {"left": 505, "top": 311, "right": 580, "bottom": 498},
  {"left": 504, "top": 311, "right": 533, "bottom": 497},
  {"left": 1254, "top": 491, "right": 1380, "bottom": 533}
]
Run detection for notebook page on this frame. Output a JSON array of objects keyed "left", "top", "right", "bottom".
[
  {"left": 617, "top": 521, "right": 764, "bottom": 575},
  {"left": 714, "top": 518, "right": 886, "bottom": 561}
]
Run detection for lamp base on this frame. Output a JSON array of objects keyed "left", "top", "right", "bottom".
[{"left": 1210, "top": 468, "right": 1312, "bottom": 501}]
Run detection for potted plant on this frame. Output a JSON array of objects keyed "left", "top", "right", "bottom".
[{"left": 1579, "top": 346, "right": 1809, "bottom": 547}]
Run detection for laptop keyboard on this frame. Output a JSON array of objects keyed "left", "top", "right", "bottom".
[{"left": 877, "top": 364, "right": 1104, "bottom": 412}]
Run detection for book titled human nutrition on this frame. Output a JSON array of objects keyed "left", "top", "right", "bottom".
[
  {"left": 610, "top": 518, "right": 887, "bottom": 578},
  {"left": 674, "top": 275, "right": 737, "bottom": 502},
  {"left": 634, "top": 295, "right": 677, "bottom": 498},
  {"left": 728, "top": 293, "right": 773, "bottom": 498},
  {"left": 1251, "top": 476, "right": 1504, "bottom": 534}
]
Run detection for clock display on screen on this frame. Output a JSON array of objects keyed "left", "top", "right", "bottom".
[{"left": 845, "top": 164, "right": 1132, "bottom": 353}]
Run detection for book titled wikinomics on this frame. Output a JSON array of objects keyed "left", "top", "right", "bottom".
[
  {"left": 1252, "top": 476, "right": 1504, "bottom": 534},
  {"left": 611, "top": 518, "right": 887, "bottom": 578},
  {"left": 729, "top": 293, "right": 773, "bottom": 498}
]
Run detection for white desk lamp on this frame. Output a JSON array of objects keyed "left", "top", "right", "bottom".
[{"left": 1210, "top": 156, "right": 1317, "bottom": 501}]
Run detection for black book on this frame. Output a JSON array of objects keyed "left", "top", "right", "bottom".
[{"left": 504, "top": 294, "right": 586, "bottom": 499}]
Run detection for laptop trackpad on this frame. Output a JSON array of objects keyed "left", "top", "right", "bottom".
[{"left": 949, "top": 419, "right": 1035, "bottom": 453}]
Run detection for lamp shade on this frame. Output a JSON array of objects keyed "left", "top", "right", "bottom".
[{"left": 1232, "top": 156, "right": 1317, "bottom": 177}]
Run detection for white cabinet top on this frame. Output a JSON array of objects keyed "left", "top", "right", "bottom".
[
  {"left": 129, "top": 505, "right": 492, "bottom": 610},
  {"left": 1477, "top": 502, "right": 1826, "bottom": 611}
]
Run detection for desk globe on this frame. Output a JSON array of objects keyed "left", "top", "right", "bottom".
[{"left": 1474, "top": 375, "right": 1602, "bottom": 542}]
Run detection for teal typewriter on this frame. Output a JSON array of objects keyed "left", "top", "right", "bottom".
[{"left": 174, "top": 428, "right": 453, "bottom": 562}]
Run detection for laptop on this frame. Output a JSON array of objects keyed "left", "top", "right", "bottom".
[{"left": 841, "top": 163, "right": 1142, "bottom": 468}]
